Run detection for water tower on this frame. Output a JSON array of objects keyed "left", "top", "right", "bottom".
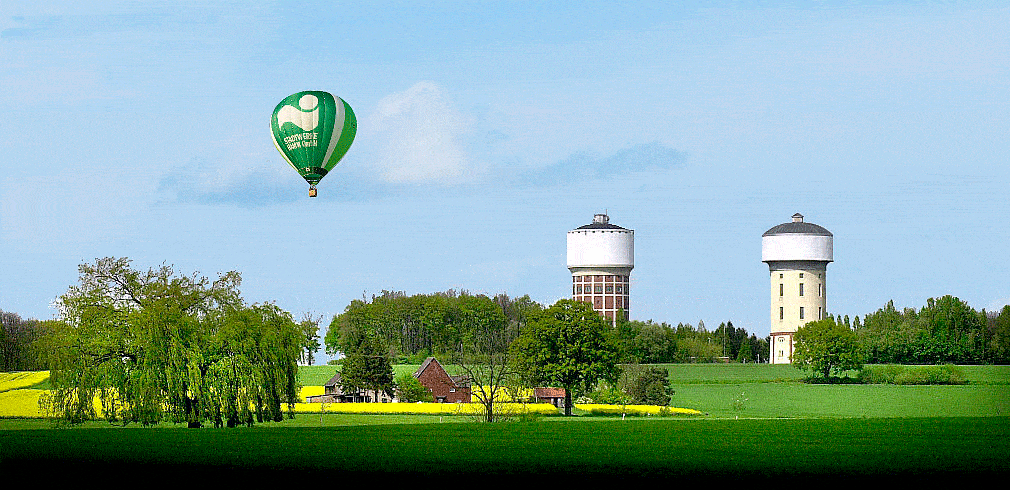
[
  {"left": 762, "top": 213, "right": 833, "bottom": 364},
  {"left": 567, "top": 213, "right": 634, "bottom": 325}
]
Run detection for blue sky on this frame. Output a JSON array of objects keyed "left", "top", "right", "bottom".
[{"left": 2, "top": 1, "right": 1008, "bottom": 363}]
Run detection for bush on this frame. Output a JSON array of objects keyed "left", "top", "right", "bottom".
[
  {"left": 585, "top": 384, "right": 628, "bottom": 405},
  {"left": 629, "top": 367, "right": 674, "bottom": 406},
  {"left": 858, "top": 364, "right": 968, "bottom": 385},
  {"left": 395, "top": 373, "right": 433, "bottom": 402}
]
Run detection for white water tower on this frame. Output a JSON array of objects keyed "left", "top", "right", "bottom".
[
  {"left": 567, "top": 213, "right": 634, "bottom": 325},
  {"left": 762, "top": 213, "right": 833, "bottom": 364}
]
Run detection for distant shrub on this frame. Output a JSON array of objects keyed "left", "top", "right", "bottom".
[
  {"left": 858, "top": 364, "right": 904, "bottom": 384},
  {"left": 858, "top": 364, "right": 968, "bottom": 385},
  {"left": 585, "top": 384, "right": 628, "bottom": 405},
  {"left": 395, "top": 373, "right": 433, "bottom": 403},
  {"left": 576, "top": 404, "right": 702, "bottom": 417}
]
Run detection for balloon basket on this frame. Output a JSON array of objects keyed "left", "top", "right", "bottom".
[{"left": 309, "top": 186, "right": 317, "bottom": 198}]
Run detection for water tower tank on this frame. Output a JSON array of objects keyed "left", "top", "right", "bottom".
[
  {"left": 567, "top": 213, "right": 634, "bottom": 324},
  {"left": 762, "top": 213, "right": 833, "bottom": 364}
]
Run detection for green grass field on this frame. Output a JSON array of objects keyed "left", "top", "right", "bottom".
[
  {"left": 1, "top": 416, "right": 1006, "bottom": 481},
  {"left": 3, "top": 364, "right": 1008, "bottom": 479}
]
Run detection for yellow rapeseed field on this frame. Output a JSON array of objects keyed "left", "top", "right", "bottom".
[
  {"left": 299, "top": 386, "right": 325, "bottom": 399},
  {"left": 290, "top": 401, "right": 563, "bottom": 415},
  {"left": 0, "top": 376, "right": 700, "bottom": 419},
  {"left": 0, "top": 389, "right": 47, "bottom": 418},
  {"left": 0, "top": 371, "right": 50, "bottom": 392}
]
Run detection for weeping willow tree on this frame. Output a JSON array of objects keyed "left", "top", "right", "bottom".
[{"left": 42, "top": 257, "right": 302, "bottom": 428}]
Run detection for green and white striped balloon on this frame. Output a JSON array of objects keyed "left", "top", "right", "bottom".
[{"left": 271, "top": 91, "right": 356, "bottom": 195}]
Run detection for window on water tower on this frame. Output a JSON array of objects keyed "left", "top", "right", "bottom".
[
  {"left": 818, "top": 284, "right": 822, "bottom": 297},
  {"left": 819, "top": 307, "right": 823, "bottom": 320},
  {"left": 594, "top": 285, "right": 603, "bottom": 294},
  {"left": 779, "top": 284, "right": 783, "bottom": 297},
  {"left": 779, "top": 307, "right": 784, "bottom": 320},
  {"left": 799, "top": 283, "right": 804, "bottom": 296},
  {"left": 799, "top": 307, "right": 805, "bottom": 320}
]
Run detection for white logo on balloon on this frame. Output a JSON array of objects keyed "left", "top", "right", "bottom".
[{"left": 276, "top": 94, "right": 319, "bottom": 132}]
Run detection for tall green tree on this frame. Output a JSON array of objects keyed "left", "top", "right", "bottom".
[
  {"left": 989, "top": 305, "right": 1010, "bottom": 364},
  {"left": 339, "top": 330, "right": 395, "bottom": 402},
  {"left": 449, "top": 293, "right": 532, "bottom": 422},
  {"left": 297, "top": 313, "right": 322, "bottom": 366},
  {"left": 792, "top": 316, "right": 862, "bottom": 382},
  {"left": 510, "top": 299, "right": 619, "bottom": 415},
  {"left": 42, "top": 257, "right": 302, "bottom": 427}
]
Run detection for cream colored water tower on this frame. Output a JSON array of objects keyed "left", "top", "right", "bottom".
[
  {"left": 567, "top": 213, "right": 634, "bottom": 325},
  {"left": 762, "top": 213, "right": 833, "bottom": 364}
]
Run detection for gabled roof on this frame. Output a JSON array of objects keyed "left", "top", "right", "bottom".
[
  {"left": 415, "top": 357, "right": 469, "bottom": 388},
  {"left": 324, "top": 372, "right": 341, "bottom": 387},
  {"left": 413, "top": 357, "right": 439, "bottom": 378},
  {"left": 534, "top": 387, "right": 566, "bottom": 398}
]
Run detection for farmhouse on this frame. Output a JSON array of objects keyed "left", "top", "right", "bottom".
[
  {"left": 304, "top": 372, "right": 397, "bottom": 403},
  {"left": 533, "top": 387, "right": 567, "bottom": 410},
  {"left": 414, "top": 357, "right": 471, "bottom": 403}
]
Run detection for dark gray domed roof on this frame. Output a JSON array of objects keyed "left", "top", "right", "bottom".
[
  {"left": 576, "top": 222, "right": 627, "bottom": 230},
  {"left": 574, "top": 213, "right": 628, "bottom": 230},
  {"left": 762, "top": 213, "right": 832, "bottom": 237}
]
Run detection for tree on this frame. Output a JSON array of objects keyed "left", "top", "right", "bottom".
[
  {"left": 736, "top": 338, "right": 754, "bottom": 362},
  {"left": 510, "top": 299, "right": 619, "bottom": 415},
  {"left": 792, "top": 316, "right": 862, "bottom": 382},
  {"left": 989, "top": 305, "right": 1010, "bottom": 364},
  {"left": 395, "top": 372, "right": 432, "bottom": 402},
  {"left": 298, "top": 313, "right": 322, "bottom": 366},
  {"left": 448, "top": 293, "right": 525, "bottom": 423},
  {"left": 340, "top": 330, "right": 395, "bottom": 402},
  {"left": 628, "top": 366, "right": 674, "bottom": 406},
  {"left": 42, "top": 257, "right": 302, "bottom": 427}
]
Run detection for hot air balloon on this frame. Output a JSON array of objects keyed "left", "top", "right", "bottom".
[{"left": 271, "top": 91, "right": 356, "bottom": 197}]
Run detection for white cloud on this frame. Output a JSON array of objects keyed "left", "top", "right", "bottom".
[
  {"left": 363, "top": 82, "right": 475, "bottom": 185},
  {"left": 153, "top": 125, "right": 314, "bottom": 207}
]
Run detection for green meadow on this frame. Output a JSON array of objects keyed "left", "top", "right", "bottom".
[{"left": 2, "top": 364, "right": 1008, "bottom": 480}]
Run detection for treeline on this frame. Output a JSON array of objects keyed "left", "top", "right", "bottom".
[
  {"left": 853, "top": 296, "right": 1010, "bottom": 365},
  {"left": 0, "top": 311, "right": 53, "bottom": 371},
  {"left": 325, "top": 290, "right": 767, "bottom": 364},
  {"left": 613, "top": 319, "right": 769, "bottom": 364},
  {"left": 325, "top": 290, "right": 539, "bottom": 363}
]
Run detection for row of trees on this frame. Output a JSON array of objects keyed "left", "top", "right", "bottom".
[
  {"left": 853, "top": 296, "right": 1010, "bottom": 365},
  {"left": 612, "top": 319, "right": 768, "bottom": 364},
  {"left": 31, "top": 258, "right": 317, "bottom": 427},
  {"left": 791, "top": 295, "right": 1010, "bottom": 382},
  {"left": 325, "top": 290, "right": 765, "bottom": 366}
]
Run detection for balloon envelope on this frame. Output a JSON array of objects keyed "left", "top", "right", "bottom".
[{"left": 271, "top": 91, "right": 356, "bottom": 187}]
